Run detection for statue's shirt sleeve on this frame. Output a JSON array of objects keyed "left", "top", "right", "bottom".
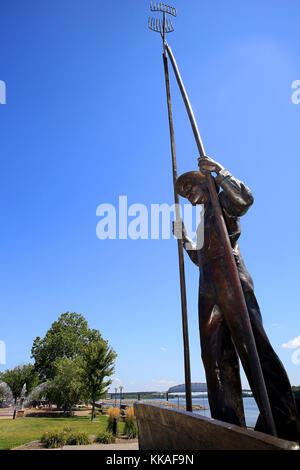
[{"left": 215, "top": 169, "right": 254, "bottom": 217}]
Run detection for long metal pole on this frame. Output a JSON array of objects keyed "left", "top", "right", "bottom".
[
  {"left": 165, "top": 42, "right": 277, "bottom": 436},
  {"left": 162, "top": 44, "right": 192, "bottom": 413}
]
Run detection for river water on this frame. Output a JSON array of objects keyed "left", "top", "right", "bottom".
[{"left": 141, "top": 397, "right": 259, "bottom": 428}]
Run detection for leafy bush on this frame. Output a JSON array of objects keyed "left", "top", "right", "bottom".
[
  {"left": 124, "top": 407, "right": 137, "bottom": 439},
  {"left": 41, "top": 429, "right": 91, "bottom": 447},
  {"left": 95, "top": 431, "right": 116, "bottom": 444},
  {"left": 41, "top": 431, "right": 68, "bottom": 448},
  {"left": 65, "top": 431, "right": 91, "bottom": 445}
]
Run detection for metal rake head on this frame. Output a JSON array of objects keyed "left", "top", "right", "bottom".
[
  {"left": 148, "top": 16, "right": 174, "bottom": 34},
  {"left": 150, "top": 2, "right": 177, "bottom": 17}
]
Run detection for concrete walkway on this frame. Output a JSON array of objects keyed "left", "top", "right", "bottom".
[
  {"left": 62, "top": 441, "right": 139, "bottom": 450},
  {"left": 13, "top": 439, "right": 139, "bottom": 451}
]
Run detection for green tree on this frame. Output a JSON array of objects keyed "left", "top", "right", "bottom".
[
  {"left": 81, "top": 339, "right": 117, "bottom": 421},
  {"left": 0, "top": 364, "right": 39, "bottom": 404},
  {"left": 31, "top": 312, "right": 102, "bottom": 380},
  {"left": 22, "top": 364, "right": 40, "bottom": 396},
  {"left": 45, "top": 357, "right": 85, "bottom": 414},
  {"left": 0, "top": 367, "right": 24, "bottom": 404}
]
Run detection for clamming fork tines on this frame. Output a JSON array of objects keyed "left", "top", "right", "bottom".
[{"left": 148, "top": 3, "right": 177, "bottom": 41}]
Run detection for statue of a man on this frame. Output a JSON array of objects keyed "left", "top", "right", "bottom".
[{"left": 174, "top": 155, "right": 300, "bottom": 442}]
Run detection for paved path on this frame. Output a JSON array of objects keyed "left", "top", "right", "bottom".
[
  {"left": 0, "top": 409, "right": 13, "bottom": 419},
  {"left": 63, "top": 441, "right": 139, "bottom": 450},
  {"left": 13, "top": 439, "right": 139, "bottom": 451}
]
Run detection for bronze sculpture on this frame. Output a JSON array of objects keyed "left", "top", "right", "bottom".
[
  {"left": 174, "top": 155, "right": 300, "bottom": 442},
  {"left": 148, "top": 3, "right": 299, "bottom": 442}
]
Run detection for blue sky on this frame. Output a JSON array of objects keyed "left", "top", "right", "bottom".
[{"left": 0, "top": 0, "right": 300, "bottom": 392}]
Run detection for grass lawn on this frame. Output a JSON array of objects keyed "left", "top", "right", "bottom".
[{"left": 0, "top": 415, "right": 125, "bottom": 450}]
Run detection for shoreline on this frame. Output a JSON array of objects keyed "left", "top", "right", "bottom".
[{"left": 101, "top": 398, "right": 207, "bottom": 411}]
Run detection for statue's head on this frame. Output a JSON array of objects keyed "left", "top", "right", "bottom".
[{"left": 175, "top": 171, "right": 218, "bottom": 206}]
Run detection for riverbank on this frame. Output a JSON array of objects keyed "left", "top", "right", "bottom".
[
  {"left": 101, "top": 397, "right": 259, "bottom": 428},
  {"left": 100, "top": 398, "right": 207, "bottom": 411}
]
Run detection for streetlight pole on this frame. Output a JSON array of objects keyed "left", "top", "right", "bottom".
[
  {"left": 119, "top": 385, "right": 123, "bottom": 408},
  {"left": 114, "top": 387, "right": 118, "bottom": 407}
]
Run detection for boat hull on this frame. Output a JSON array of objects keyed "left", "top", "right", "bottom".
[{"left": 134, "top": 403, "right": 299, "bottom": 451}]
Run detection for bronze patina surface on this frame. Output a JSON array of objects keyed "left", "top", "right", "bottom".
[
  {"left": 174, "top": 156, "right": 300, "bottom": 442},
  {"left": 148, "top": 2, "right": 299, "bottom": 442}
]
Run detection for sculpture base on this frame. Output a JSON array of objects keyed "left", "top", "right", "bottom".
[{"left": 134, "top": 403, "right": 299, "bottom": 451}]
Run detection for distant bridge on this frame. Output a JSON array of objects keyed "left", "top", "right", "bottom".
[
  {"left": 108, "top": 391, "right": 164, "bottom": 399},
  {"left": 108, "top": 383, "right": 252, "bottom": 399},
  {"left": 108, "top": 384, "right": 207, "bottom": 399},
  {"left": 167, "top": 383, "right": 252, "bottom": 394}
]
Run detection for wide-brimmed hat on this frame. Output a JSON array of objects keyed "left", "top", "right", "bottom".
[
  {"left": 175, "top": 171, "right": 207, "bottom": 197},
  {"left": 175, "top": 170, "right": 219, "bottom": 197}
]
